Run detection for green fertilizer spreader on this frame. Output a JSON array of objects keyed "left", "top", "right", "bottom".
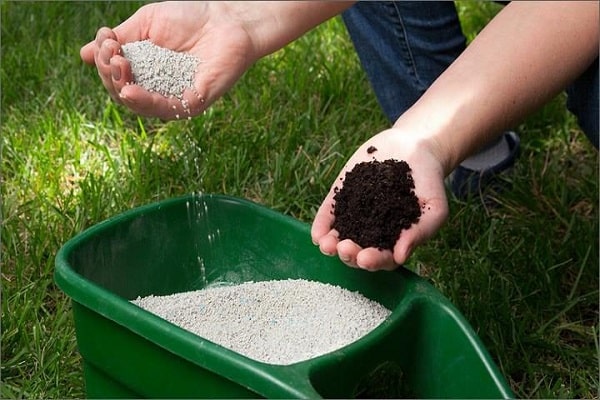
[{"left": 55, "top": 194, "right": 513, "bottom": 398}]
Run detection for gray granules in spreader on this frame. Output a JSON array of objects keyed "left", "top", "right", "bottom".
[
  {"left": 132, "top": 279, "right": 391, "bottom": 365},
  {"left": 121, "top": 40, "right": 198, "bottom": 98}
]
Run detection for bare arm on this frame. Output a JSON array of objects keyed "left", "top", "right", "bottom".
[
  {"left": 224, "top": 1, "right": 353, "bottom": 59},
  {"left": 313, "top": 1, "right": 599, "bottom": 270},
  {"left": 397, "top": 1, "right": 599, "bottom": 174}
]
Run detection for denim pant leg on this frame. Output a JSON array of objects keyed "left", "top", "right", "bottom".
[
  {"left": 566, "top": 58, "right": 599, "bottom": 148},
  {"left": 342, "top": 1, "right": 466, "bottom": 124}
]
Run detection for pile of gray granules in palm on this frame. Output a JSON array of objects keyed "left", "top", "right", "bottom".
[
  {"left": 121, "top": 40, "right": 198, "bottom": 99},
  {"left": 132, "top": 279, "right": 391, "bottom": 365}
]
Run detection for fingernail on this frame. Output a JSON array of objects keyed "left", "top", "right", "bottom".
[
  {"left": 319, "top": 248, "right": 334, "bottom": 257},
  {"left": 340, "top": 254, "right": 351, "bottom": 262},
  {"left": 95, "top": 28, "right": 109, "bottom": 47},
  {"left": 111, "top": 65, "right": 121, "bottom": 81}
]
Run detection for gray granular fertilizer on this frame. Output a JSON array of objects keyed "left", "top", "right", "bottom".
[
  {"left": 121, "top": 40, "right": 198, "bottom": 99},
  {"left": 132, "top": 279, "right": 391, "bottom": 365}
]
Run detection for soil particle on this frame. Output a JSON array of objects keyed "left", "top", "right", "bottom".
[{"left": 332, "top": 159, "right": 421, "bottom": 250}]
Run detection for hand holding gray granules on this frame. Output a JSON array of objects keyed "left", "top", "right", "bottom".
[
  {"left": 132, "top": 279, "right": 391, "bottom": 365},
  {"left": 121, "top": 40, "right": 199, "bottom": 99}
]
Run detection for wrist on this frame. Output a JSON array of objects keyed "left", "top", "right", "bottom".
[{"left": 391, "top": 109, "right": 461, "bottom": 178}]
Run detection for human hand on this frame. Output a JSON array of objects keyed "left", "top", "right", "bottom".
[
  {"left": 311, "top": 129, "right": 449, "bottom": 271},
  {"left": 80, "top": 2, "right": 258, "bottom": 120}
]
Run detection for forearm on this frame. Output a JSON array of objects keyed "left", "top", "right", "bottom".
[
  {"left": 226, "top": 1, "right": 354, "bottom": 58},
  {"left": 394, "top": 1, "right": 599, "bottom": 175}
]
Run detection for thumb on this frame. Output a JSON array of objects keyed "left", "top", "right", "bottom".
[
  {"left": 392, "top": 196, "right": 449, "bottom": 265},
  {"left": 111, "top": 7, "right": 148, "bottom": 44},
  {"left": 311, "top": 188, "right": 337, "bottom": 244}
]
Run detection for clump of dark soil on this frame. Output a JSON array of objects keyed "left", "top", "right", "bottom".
[{"left": 332, "top": 157, "right": 421, "bottom": 250}]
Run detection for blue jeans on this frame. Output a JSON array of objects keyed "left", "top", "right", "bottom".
[{"left": 342, "top": 1, "right": 599, "bottom": 148}]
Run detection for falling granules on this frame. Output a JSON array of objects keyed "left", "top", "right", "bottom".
[
  {"left": 121, "top": 40, "right": 198, "bottom": 100},
  {"left": 132, "top": 279, "right": 391, "bottom": 365}
]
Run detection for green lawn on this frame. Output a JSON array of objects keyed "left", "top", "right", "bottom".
[{"left": 1, "top": 2, "right": 598, "bottom": 398}]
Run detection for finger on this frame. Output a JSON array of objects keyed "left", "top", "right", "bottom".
[
  {"left": 109, "top": 55, "right": 134, "bottom": 93},
  {"left": 80, "top": 41, "right": 97, "bottom": 65},
  {"left": 95, "top": 38, "right": 123, "bottom": 101},
  {"left": 311, "top": 202, "right": 334, "bottom": 244},
  {"left": 82, "top": 25, "right": 120, "bottom": 69},
  {"left": 81, "top": 27, "right": 117, "bottom": 66},
  {"left": 337, "top": 239, "right": 361, "bottom": 268},
  {"left": 356, "top": 248, "right": 397, "bottom": 271},
  {"left": 317, "top": 229, "right": 339, "bottom": 256},
  {"left": 95, "top": 27, "right": 118, "bottom": 47},
  {"left": 97, "top": 38, "right": 121, "bottom": 71}
]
